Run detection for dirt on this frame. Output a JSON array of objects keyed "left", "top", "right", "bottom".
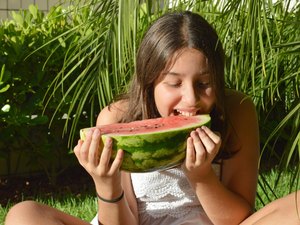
[{"left": 0, "top": 166, "right": 94, "bottom": 207}]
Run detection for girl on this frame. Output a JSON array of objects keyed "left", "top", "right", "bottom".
[{"left": 5, "top": 11, "right": 300, "bottom": 225}]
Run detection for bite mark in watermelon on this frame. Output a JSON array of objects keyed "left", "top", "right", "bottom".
[{"left": 80, "top": 114, "right": 211, "bottom": 172}]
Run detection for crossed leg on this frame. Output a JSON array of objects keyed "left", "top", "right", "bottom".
[
  {"left": 5, "top": 191, "right": 300, "bottom": 225},
  {"left": 4, "top": 200, "right": 91, "bottom": 225}
]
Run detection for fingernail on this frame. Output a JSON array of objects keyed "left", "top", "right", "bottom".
[
  {"left": 88, "top": 129, "right": 93, "bottom": 136},
  {"left": 106, "top": 137, "right": 112, "bottom": 145},
  {"left": 94, "top": 128, "right": 100, "bottom": 136}
]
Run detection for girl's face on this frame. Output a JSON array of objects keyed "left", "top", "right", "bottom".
[{"left": 154, "top": 48, "right": 216, "bottom": 117}]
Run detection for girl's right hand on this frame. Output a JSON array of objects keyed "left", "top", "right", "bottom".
[{"left": 73, "top": 128, "right": 124, "bottom": 198}]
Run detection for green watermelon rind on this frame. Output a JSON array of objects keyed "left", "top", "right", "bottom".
[{"left": 80, "top": 115, "right": 211, "bottom": 172}]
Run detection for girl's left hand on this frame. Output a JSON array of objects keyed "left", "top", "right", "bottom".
[{"left": 182, "top": 126, "right": 221, "bottom": 182}]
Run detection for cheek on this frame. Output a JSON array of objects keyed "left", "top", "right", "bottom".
[
  {"left": 203, "top": 87, "right": 216, "bottom": 106},
  {"left": 205, "top": 87, "right": 214, "bottom": 97},
  {"left": 154, "top": 85, "right": 180, "bottom": 116},
  {"left": 154, "top": 85, "right": 165, "bottom": 113}
]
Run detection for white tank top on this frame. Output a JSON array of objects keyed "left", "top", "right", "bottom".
[{"left": 130, "top": 164, "right": 221, "bottom": 225}]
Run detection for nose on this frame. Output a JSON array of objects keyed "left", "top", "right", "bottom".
[{"left": 182, "top": 84, "right": 199, "bottom": 106}]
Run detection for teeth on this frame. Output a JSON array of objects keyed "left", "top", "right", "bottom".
[{"left": 175, "top": 109, "right": 196, "bottom": 116}]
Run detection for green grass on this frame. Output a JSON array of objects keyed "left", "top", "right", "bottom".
[
  {"left": 1, "top": 168, "right": 299, "bottom": 224},
  {"left": 44, "top": 195, "right": 97, "bottom": 221},
  {"left": 256, "top": 167, "right": 299, "bottom": 210}
]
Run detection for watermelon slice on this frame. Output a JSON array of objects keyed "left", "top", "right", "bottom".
[{"left": 80, "top": 115, "right": 211, "bottom": 172}]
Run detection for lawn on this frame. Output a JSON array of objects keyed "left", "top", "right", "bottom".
[{"left": 1, "top": 167, "right": 299, "bottom": 224}]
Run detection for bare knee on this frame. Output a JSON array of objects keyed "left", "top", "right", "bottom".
[
  {"left": 241, "top": 191, "right": 300, "bottom": 225},
  {"left": 5, "top": 200, "right": 49, "bottom": 225},
  {"left": 5, "top": 200, "right": 88, "bottom": 225}
]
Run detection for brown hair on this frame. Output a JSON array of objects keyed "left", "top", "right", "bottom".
[{"left": 118, "top": 11, "right": 230, "bottom": 159}]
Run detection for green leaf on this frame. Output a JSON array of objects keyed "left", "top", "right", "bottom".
[
  {"left": 58, "top": 37, "right": 66, "bottom": 48},
  {"left": 12, "top": 11, "right": 24, "bottom": 26},
  {"left": 30, "top": 115, "right": 49, "bottom": 125},
  {"left": 29, "top": 4, "right": 38, "bottom": 20},
  {"left": 0, "top": 65, "right": 5, "bottom": 82},
  {"left": 0, "top": 84, "right": 10, "bottom": 93}
]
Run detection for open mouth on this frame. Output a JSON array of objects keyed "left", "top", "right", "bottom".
[{"left": 173, "top": 109, "right": 200, "bottom": 117}]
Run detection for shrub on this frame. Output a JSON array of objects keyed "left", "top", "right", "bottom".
[{"left": 0, "top": 5, "right": 84, "bottom": 181}]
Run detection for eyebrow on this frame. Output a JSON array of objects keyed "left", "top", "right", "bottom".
[{"left": 163, "top": 70, "right": 210, "bottom": 76}]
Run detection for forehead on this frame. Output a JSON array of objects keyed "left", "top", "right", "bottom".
[{"left": 163, "top": 48, "right": 209, "bottom": 75}]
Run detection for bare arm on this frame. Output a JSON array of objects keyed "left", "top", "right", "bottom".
[
  {"left": 183, "top": 91, "right": 259, "bottom": 225},
  {"left": 74, "top": 102, "right": 138, "bottom": 225}
]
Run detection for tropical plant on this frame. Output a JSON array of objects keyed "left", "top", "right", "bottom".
[
  {"left": 4, "top": 0, "right": 297, "bottom": 204},
  {"left": 213, "top": 0, "right": 300, "bottom": 200}
]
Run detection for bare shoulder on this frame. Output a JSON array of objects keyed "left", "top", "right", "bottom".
[
  {"left": 225, "top": 89, "right": 257, "bottom": 125},
  {"left": 96, "top": 100, "right": 128, "bottom": 126},
  {"left": 224, "top": 89, "right": 259, "bottom": 152}
]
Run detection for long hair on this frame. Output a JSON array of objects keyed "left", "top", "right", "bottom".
[{"left": 117, "top": 11, "right": 230, "bottom": 159}]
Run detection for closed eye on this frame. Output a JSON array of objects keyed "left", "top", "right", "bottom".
[
  {"left": 165, "top": 82, "right": 182, "bottom": 88},
  {"left": 197, "top": 82, "right": 210, "bottom": 88},
  {"left": 170, "top": 83, "right": 182, "bottom": 87}
]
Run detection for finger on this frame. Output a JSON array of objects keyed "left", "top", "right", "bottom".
[
  {"left": 73, "top": 139, "right": 83, "bottom": 161},
  {"left": 201, "top": 126, "right": 222, "bottom": 145},
  {"left": 191, "top": 130, "right": 206, "bottom": 165},
  {"left": 197, "top": 128, "right": 215, "bottom": 152},
  {"left": 99, "top": 137, "right": 113, "bottom": 171},
  {"left": 198, "top": 127, "right": 220, "bottom": 158},
  {"left": 80, "top": 130, "right": 93, "bottom": 163},
  {"left": 108, "top": 149, "right": 124, "bottom": 174},
  {"left": 185, "top": 136, "right": 195, "bottom": 167},
  {"left": 88, "top": 128, "right": 101, "bottom": 165}
]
